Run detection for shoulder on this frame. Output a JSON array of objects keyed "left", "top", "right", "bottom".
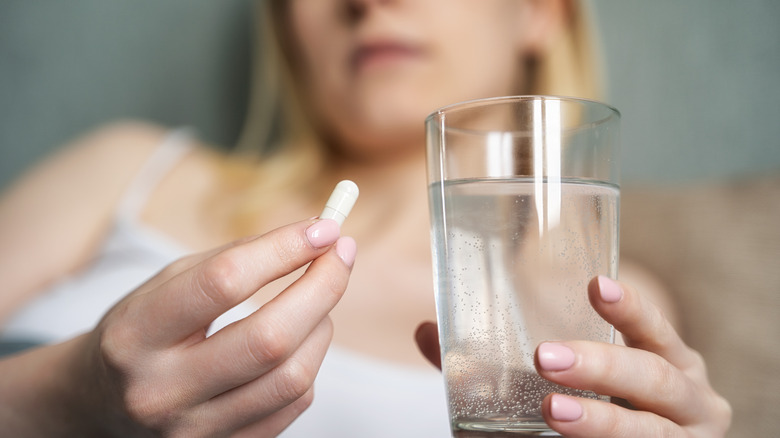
[
  {"left": 57, "top": 120, "right": 171, "bottom": 175},
  {"left": 8, "top": 121, "right": 186, "bottom": 220},
  {"left": 30, "top": 121, "right": 227, "bottom": 205},
  {"left": 65, "top": 121, "right": 234, "bottom": 230},
  {"left": 2, "top": 120, "right": 175, "bottom": 206},
  {"left": 0, "top": 121, "right": 183, "bottom": 305}
]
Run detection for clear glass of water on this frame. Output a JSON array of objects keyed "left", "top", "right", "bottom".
[{"left": 425, "top": 96, "right": 620, "bottom": 436}]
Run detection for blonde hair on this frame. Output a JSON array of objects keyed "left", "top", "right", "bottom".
[
  {"left": 228, "top": 0, "right": 603, "bottom": 233},
  {"left": 531, "top": 0, "right": 604, "bottom": 100}
]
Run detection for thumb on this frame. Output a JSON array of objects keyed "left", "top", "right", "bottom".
[{"left": 414, "top": 321, "right": 442, "bottom": 370}]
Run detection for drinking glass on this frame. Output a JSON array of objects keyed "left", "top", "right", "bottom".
[{"left": 426, "top": 96, "right": 620, "bottom": 436}]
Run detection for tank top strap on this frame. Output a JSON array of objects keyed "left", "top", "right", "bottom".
[{"left": 115, "top": 128, "right": 195, "bottom": 222}]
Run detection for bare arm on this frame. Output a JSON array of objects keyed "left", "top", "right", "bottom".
[{"left": 0, "top": 121, "right": 167, "bottom": 323}]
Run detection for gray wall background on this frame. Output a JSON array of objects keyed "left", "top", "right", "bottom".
[
  {"left": 592, "top": 0, "right": 780, "bottom": 184},
  {"left": 1, "top": 0, "right": 779, "bottom": 189},
  {"left": 0, "top": 0, "right": 252, "bottom": 188}
]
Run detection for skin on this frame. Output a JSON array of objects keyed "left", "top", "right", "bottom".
[
  {"left": 0, "top": 0, "right": 730, "bottom": 436},
  {"left": 415, "top": 277, "right": 732, "bottom": 437},
  {"left": 0, "top": 217, "right": 356, "bottom": 437},
  {"left": 288, "top": 0, "right": 555, "bottom": 159}
]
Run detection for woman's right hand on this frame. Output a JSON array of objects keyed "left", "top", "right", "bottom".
[{"left": 0, "top": 218, "right": 355, "bottom": 437}]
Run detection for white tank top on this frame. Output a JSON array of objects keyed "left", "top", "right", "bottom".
[{"left": 1, "top": 130, "right": 451, "bottom": 437}]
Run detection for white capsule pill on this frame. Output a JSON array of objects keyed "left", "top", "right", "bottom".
[{"left": 320, "top": 180, "right": 359, "bottom": 226}]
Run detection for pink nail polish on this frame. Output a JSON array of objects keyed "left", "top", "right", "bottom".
[
  {"left": 305, "top": 219, "right": 340, "bottom": 248},
  {"left": 336, "top": 236, "right": 357, "bottom": 268},
  {"left": 550, "top": 394, "right": 583, "bottom": 422},
  {"left": 538, "top": 342, "right": 576, "bottom": 371},
  {"left": 598, "top": 275, "right": 623, "bottom": 303}
]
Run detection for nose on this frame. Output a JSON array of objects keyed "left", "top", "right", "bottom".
[{"left": 344, "top": 0, "right": 395, "bottom": 21}]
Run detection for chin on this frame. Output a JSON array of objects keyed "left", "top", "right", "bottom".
[
  {"left": 357, "top": 80, "right": 443, "bottom": 119},
  {"left": 316, "top": 86, "right": 441, "bottom": 159},
  {"left": 334, "top": 122, "right": 425, "bottom": 162}
]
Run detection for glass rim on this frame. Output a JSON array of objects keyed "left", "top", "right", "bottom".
[{"left": 425, "top": 95, "right": 621, "bottom": 135}]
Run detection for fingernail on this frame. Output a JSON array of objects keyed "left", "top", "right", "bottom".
[
  {"left": 335, "top": 236, "right": 357, "bottom": 268},
  {"left": 598, "top": 275, "right": 623, "bottom": 303},
  {"left": 538, "top": 342, "right": 576, "bottom": 371},
  {"left": 550, "top": 394, "right": 583, "bottom": 422},
  {"left": 305, "top": 219, "right": 340, "bottom": 248}
]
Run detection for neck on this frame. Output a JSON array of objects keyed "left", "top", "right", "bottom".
[{"left": 336, "top": 145, "right": 425, "bottom": 190}]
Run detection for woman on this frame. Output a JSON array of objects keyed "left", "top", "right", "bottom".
[{"left": 0, "top": 0, "right": 730, "bottom": 436}]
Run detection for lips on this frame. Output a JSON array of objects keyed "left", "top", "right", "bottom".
[{"left": 351, "top": 40, "right": 424, "bottom": 73}]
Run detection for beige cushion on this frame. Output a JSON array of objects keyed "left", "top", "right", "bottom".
[{"left": 621, "top": 172, "right": 780, "bottom": 436}]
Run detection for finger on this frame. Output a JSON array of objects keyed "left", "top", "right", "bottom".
[
  {"left": 535, "top": 341, "right": 704, "bottom": 426},
  {"left": 182, "top": 237, "right": 354, "bottom": 396},
  {"left": 133, "top": 235, "right": 261, "bottom": 297},
  {"left": 231, "top": 387, "right": 315, "bottom": 438},
  {"left": 542, "top": 393, "right": 682, "bottom": 438},
  {"left": 137, "top": 218, "right": 342, "bottom": 345},
  {"left": 414, "top": 321, "right": 441, "bottom": 370},
  {"left": 196, "top": 317, "right": 333, "bottom": 434},
  {"left": 588, "top": 276, "right": 703, "bottom": 373},
  {"left": 94, "top": 245, "right": 250, "bottom": 369}
]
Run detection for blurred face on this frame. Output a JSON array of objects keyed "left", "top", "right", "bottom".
[{"left": 286, "top": 0, "right": 555, "bottom": 160}]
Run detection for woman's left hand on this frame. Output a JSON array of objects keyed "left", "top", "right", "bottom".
[{"left": 415, "top": 276, "right": 732, "bottom": 437}]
